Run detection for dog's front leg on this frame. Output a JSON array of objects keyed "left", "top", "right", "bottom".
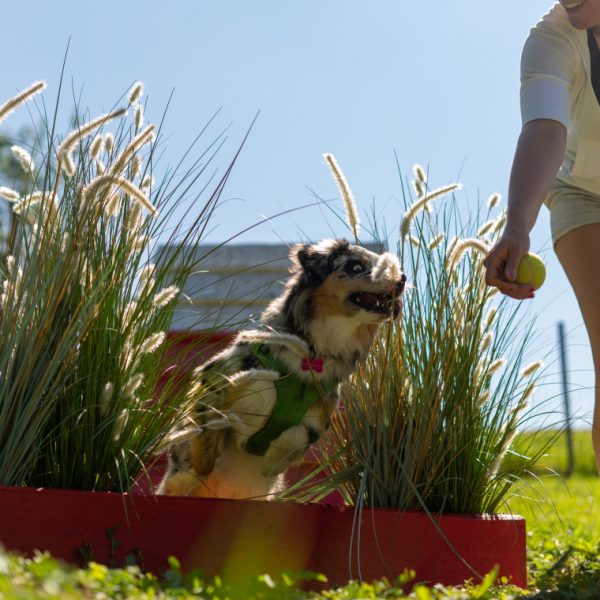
[
  {"left": 262, "top": 425, "right": 310, "bottom": 477},
  {"left": 191, "top": 428, "right": 225, "bottom": 477}
]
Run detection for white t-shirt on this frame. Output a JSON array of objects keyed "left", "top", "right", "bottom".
[{"left": 521, "top": 3, "right": 600, "bottom": 194}]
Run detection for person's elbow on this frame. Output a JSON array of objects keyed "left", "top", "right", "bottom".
[{"left": 521, "top": 118, "right": 567, "bottom": 149}]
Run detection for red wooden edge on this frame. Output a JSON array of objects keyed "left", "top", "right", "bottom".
[{"left": 0, "top": 485, "right": 527, "bottom": 589}]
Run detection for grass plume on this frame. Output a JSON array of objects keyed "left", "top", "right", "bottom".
[
  {"left": 0, "top": 81, "right": 46, "bottom": 126},
  {"left": 323, "top": 153, "right": 360, "bottom": 243}
]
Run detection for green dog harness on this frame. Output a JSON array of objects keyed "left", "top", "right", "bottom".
[{"left": 244, "top": 343, "right": 338, "bottom": 456}]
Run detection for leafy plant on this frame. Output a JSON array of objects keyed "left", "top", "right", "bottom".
[
  {"left": 0, "top": 77, "right": 239, "bottom": 491},
  {"left": 304, "top": 159, "right": 552, "bottom": 514},
  {"left": 0, "top": 550, "right": 324, "bottom": 599}
]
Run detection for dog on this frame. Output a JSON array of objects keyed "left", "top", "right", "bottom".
[{"left": 157, "top": 238, "right": 406, "bottom": 500}]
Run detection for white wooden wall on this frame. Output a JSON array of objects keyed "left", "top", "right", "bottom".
[{"left": 160, "top": 244, "right": 292, "bottom": 331}]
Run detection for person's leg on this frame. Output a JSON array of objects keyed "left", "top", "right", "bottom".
[{"left": 555, "top": 223, "right": 600, "bottom": 473}]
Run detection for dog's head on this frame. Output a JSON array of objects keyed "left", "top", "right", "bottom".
[{"left": 289, "top": 239, "right": 406, "bottom": 322}]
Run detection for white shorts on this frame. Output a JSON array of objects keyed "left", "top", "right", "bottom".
[{"left": 545, "top": 179, "right": 600, "bottom": 245}]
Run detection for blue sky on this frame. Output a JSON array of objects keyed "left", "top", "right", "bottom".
[{"left": 1, "top": 1, "right": 592, "bottom": 429}]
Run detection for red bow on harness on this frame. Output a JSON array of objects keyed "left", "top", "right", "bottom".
[{"left": 301, "top": 357, "right": 324, "bottom": 373}]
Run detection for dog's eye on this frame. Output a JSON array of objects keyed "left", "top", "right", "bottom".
[{"left": 344, "top": 260, "right": 367, "bottom": 275}]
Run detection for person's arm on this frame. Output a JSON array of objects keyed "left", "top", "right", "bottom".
[
  {"left": 483, "top": 118, "right": 566, "bottom": 299},
  {"left": 484, "top": 12, "right": 574, "bottom": 299}
]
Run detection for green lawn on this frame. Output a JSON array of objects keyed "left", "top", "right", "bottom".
[
  {"left": 507, "top": 429, "right": 597, "bottom": 477},
  {"left": 1, "top": 431, "right": 599, "bottom": 599},
  {"left": 507, "top": 475, "right": 600, "bottom": 599},
  {"left": 503, "top": 429, "right": 600, "bottom": 599}
]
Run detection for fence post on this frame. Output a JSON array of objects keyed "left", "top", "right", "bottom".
[{"left": 558, "top": 321, "right": 575, "bottom": 476}]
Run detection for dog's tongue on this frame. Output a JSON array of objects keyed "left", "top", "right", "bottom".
[{"left": 357, "top": 292, "right": 381, "bottom": 306}]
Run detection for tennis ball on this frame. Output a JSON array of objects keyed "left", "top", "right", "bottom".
[{"left": 515, "top": 252, "right": 546, "bottom": 290}]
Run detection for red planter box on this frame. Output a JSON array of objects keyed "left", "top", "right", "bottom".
[
  {"left": 0, "top": 332, "right": 527, "bottom": 588},
  {"left": 0, "top": 485, "right": 526, "bottom": 588}
]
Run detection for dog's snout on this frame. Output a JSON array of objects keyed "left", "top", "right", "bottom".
[{"left": 396, "top": 274, "right": 407, "bottom": 294}]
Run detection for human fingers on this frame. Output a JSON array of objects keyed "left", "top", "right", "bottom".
[
  {"left": 484, "top": 243, "right": 534, "bottom": 300},
  {"left": 496, "top": 279, "right": 536, "bottom": 300},
  {"left": 483, "top": 240, "right": 514, "bottom": 288}
]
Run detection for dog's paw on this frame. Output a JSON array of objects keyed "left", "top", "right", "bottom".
[
  {"left": 261, "top": 425, "right": 308, "bottom": 476},
  {"left": 159, "top": 471, "right": 204, "bottom": 497},
  {"left": 261, "top": 444, "right": 292, "bottom": 477},
  {"left": 227, "top": 368, "right": 280, "bottom": 387},
  {"left": 204, "top": 412, "right": 243, "bottom": 431}
]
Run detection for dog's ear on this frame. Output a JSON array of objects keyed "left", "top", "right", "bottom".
[
  {"left": 290, "top": 243, "right": 330, "bottom": 285},
  {"left": 289, "top": 243, "right": 309, "bottom": 268}
]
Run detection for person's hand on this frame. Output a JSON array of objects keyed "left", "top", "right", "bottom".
[{"left": 483, "top": 228, "right": 535, "bottom": 299}]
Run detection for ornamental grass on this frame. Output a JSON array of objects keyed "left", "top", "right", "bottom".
[
  {"left": 0, "top": 78, "right": 237, "bottom": 491},
  {"left": 299, "top": 158, "right": 552, "bottom": 515}
]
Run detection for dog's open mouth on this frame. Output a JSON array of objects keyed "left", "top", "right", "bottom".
[{"left": 349, "top": 291, "right": 400, "bottom": 316}]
